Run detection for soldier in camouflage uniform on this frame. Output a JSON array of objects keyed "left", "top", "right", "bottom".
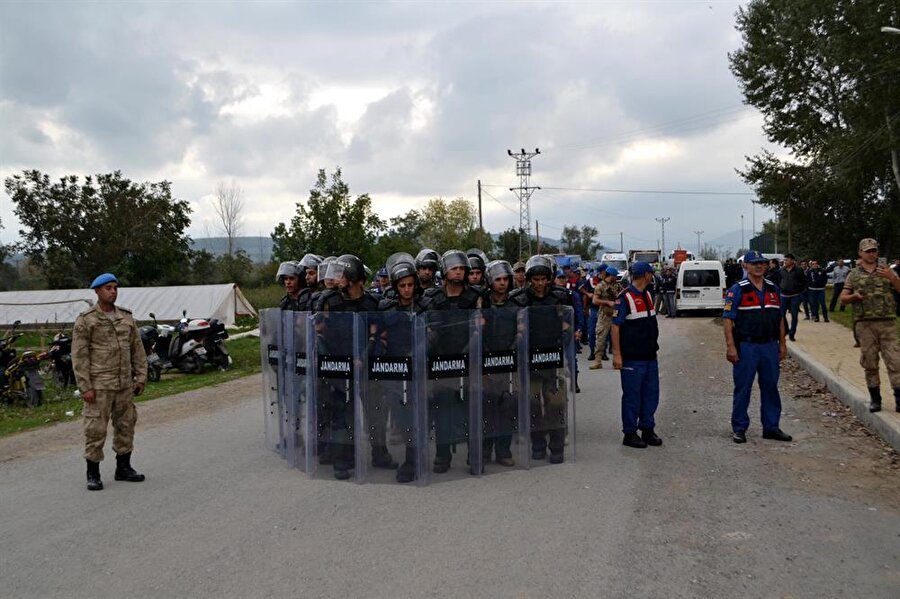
[
  {"left": 840, "top": 238, "right": 900, "bottom": 412},
  {"left": 72, "top": 273, "right": 148, "bottom": 491},
  {"left": 589, "top": 267, "right": 621, "bottom": 369}
]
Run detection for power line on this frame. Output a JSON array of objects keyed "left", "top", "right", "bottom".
[
  {"left": 480, "top": 187, "right": 518, "bottom": 215},
  {"left": 482, "top": 183, "right": 755, "bottom": 196}
]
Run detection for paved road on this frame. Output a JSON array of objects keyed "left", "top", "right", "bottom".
[{"left": 1, "top": 316, "right": 898, "bottom": 598}]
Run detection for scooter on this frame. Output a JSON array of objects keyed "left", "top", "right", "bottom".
[
  {"left": 141, "top": 312, "right": 209, "bottom": 380},
  {"left": 203, "top": 318, "right": 232, "bottom": 370}
]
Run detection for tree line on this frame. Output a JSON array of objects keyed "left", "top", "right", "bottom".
[{"left": 1, "top": 167, "right": 603, "bottom": 291}]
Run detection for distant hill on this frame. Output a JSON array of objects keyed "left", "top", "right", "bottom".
[{"left": 192, "top": 237, "right": 273, "bottom": 262}]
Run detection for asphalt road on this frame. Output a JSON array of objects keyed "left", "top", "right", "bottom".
[{"left": 1, "top": 315, "right": 898, "bottom": 598}]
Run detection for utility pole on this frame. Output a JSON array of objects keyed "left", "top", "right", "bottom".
[
  {"left": 655, "top": 217, "right": 671, "bottom": 260},
  {"left": 508, "top": 148, "right": 541, "bottom": 258},
  {"left": 740, "top": 214, "right": 744, "bottom": 251},
  {"left": 477, "top": 179, "right": 483, "bottom": 231},
  {"left": 620, "top": 232, "right": 623, "bottom": 253},
  {"left": 693, "top": 230, "right": 703, "bottom": 256},
  {"left": 536, "top": 220, "right": 542, "bottom": 254}
]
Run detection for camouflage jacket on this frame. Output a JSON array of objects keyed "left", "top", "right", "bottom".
[
  {"left": 845, "top": 266, "right": 897, "bottom": 320},
  {"left": 593, "top": 280, "right": 622, "bottom": 317},
  {"left": 72, "top": 305, "right": 148, "bottom": 391}
]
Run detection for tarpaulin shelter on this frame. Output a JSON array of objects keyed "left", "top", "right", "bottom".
[{"left": 0, "top": 284, "right": 256, "bottom": 327}]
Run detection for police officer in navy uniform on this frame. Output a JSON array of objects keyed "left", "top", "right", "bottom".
[
  {"left": 509, "top": 255, "right": 575, "bottom": 464},
  {"left": 722, "top": 251, "right": 792, "bottom": 444},
  {"left": 481, "top": 260, "right": 521, "bottom": 467},
  {"left": 421, "top": 250, "right": 482, "bottom": 473},
  {"left": 611, "top": 261, "right": 663, "bottom": 449},
  {"left": 466, "top": 248, "right": 489, "bottom": 290},
  {"left": 374, "top": 254, "right": 424, "bottom": 482}
]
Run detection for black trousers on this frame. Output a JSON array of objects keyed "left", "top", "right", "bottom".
[{"left": 829, "top": 282, "right": 845, "bottom": 312}]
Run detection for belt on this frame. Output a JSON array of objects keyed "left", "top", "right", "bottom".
[{"left": 739, "top": 336, "right": 778, "bottom": 344}]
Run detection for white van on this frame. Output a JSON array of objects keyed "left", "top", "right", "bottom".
[
  {"left": 675, "top": 260, "right": 726, "bottom": 312},
  {"left": 600, "top": 253, "right": 628, "bottom": 282}
]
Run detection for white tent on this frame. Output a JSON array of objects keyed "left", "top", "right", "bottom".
[{"left": 0, "top": 284, "right": 256, "bottom": 327}]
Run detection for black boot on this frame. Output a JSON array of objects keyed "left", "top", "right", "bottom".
[
  {"left": 86, "top": 459, "right": 103, "bottom": 491},
  {"left": 894, "top": 388, "right": 900, "bottom": 413},
  {"left": 371, "top": 446, "right": 398, "bottom": 469},
  {"left": 114, "top": 452, "right": 145, "bottom": 482},
  {"left": 868, "top": 387, "right": 882, "bottom": 413},
  {"left": 396, "top": 447, "right": 417, "bottom": 483}
]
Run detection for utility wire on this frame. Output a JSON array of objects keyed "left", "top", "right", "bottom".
[{"left": 482, "top": 183, "right": 755, "bottom": 196}]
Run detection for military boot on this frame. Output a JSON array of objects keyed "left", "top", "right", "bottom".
[
  {"left": 396, "top": 447, "right": 417, "bottom": 484},
  {"left": 867, "top": 387, "right": 882, "bottom": 413},
  {"left": 894, "top": 388, "right": 900, "bottom": 413},
  {"left": 371, "top": 446, "right": 398, "bottom": 469},
  {"left": 86, "top": 459, "right": 103, "bottom": 491},
  {"left": 114, "top": 452, "right": 145, "bottom": 482}
]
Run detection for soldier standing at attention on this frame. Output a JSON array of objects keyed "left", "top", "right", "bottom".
[
  {"left": 72, "top": 273, "right": 148, "bottom": 491},
  {"left": 840, "top": 238, "right": 900, "bottom": 413}
]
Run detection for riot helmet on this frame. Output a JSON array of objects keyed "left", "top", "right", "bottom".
[
  {"left": 525, "top": 255, "right": 554, "bottom": 279},
  {"left": 467, "top": 254, "right": 486, "bottom": 272},
  {"left": 389, "top": 260, "right": 417, "bottom": 287},
  {"left": 485, "top": 260, "right": 513, "bottom": 285},
  {"left": 318, "top": 256, "right": 337, "bottom": 282},
  {"left": 326, "top": 254, "right": 366, "bottom": 284},
  {"left": 441, "top": 249, "right": 469, "bottom": 274},
  {"left": 298, "top": 253, "right": 322, "bottom": 270},
  {"left": 466, "top": 248, "right": 488, "bottom": 266},
  {"left": 275, "top": 261, "right": 301, "bottom": 283},
  {"left": 387, "top": 252, "right": 416, "bottom": 273},
  {"left": 415, "top": 248, "right": 440, "bottom": 270}
]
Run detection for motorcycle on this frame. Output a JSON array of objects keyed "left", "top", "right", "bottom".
[
  {"left": 140, "top": 311, "right": 210, "bottom": 381},
  {"left": 46, "top": 329, "right": 75, "bottom": 388},
  {"left": 202, "top": 318, "right": 232, "bottom": 370},
  {"left": 0, "top": 321, "right": 49, "bottom": 407}
]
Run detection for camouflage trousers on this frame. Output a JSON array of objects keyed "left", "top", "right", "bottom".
[
  {"left": 856, "top": 319, "right": 900, "bottom": 389},
  {"left": 83, "top": 388, "right": 137, "bottom": 462}
]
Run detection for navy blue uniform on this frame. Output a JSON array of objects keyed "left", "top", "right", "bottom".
[
  {"left": 612, "top": 285, "right": 660, "bottom": 434},
  {"left": 722, "top": 278, "right": 784, "bottom": 434}
]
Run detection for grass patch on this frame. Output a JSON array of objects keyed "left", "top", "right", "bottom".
[
  {"left": 241, "top": 284, "right": 284, "bottom": 311},
  {"left": 0, "top": 336, "right": 261, "bottom": 439}
]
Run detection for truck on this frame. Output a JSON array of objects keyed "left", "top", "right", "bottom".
[
  {"left": 599, "top": 252, "right": 629, "bottom": 281},
  {"left": 628, "top": 249, "right": 662, "bottom": 268}
]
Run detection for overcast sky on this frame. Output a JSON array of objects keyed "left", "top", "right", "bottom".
[{"left": 0, "top": 0, "right": 781, "bottom": 257}]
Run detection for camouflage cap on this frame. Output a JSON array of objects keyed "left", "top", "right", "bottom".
[
  {"left": 512, "top": 261, "right": 526, "bottom": 271},
  {"left": 858, "top": 238, "right": 878, "bottom": 252}
]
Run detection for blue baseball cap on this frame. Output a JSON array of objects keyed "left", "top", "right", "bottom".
[
  {"left": 631, "top": 261, "right": 654, "bottom": 276},
  {"left": 377, "top": 267, "right": 388, "bottom": 277},
  {"left": 605, "top": 266, "right": 619, "bottom": 277},
  {"left": 596, "top": 263, "right": 609, "bottom": 273},
  {"left": 743, "top": 250, "right": 768, "bottom": 264},
  {"left": 555, "top": 269, "right": 565, "bottom": 278},
  {"left": 90, "top": 273, "right": 118, "bottom": 289}
]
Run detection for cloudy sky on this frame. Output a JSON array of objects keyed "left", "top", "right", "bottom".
[{"left": 0, "top": 0, "right": 780, "bottom": 257}]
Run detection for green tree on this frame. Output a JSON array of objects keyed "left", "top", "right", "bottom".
[
  {"left": 730, "top": 0, "right": 900, "bottom": 257},
  {"left": 369, "top": 210, "right": 425, "bottom": 267},
  {"left": 189, "top": 249, "right": 218, "bottom": 284},
  {"left": 418, "top": 197, "right": 478, "bottom": 253},
  {"left": 496, "top": 227, "right": 525, "bottom": 263},
  {"left": 217, "top": 249, "right": 255, "bottom": 286},
  {"left": 271, "top": 168, "right": 386, "bottom": 266},
  {"left": 4, "top": 170, "right": 193, "bottom": 288},
  {"left": 560, "top": 225, "right": 602, "bottom": 258}
]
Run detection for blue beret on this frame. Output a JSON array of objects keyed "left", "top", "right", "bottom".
[
  {"left": 90, "top": 273, "right": 118, "bottom": 289},
  {"left": 631, "top": 262, "right": 654, "bottom": 276},
  {"left": 605, "top": 267, "right": 619, "bottom": 277},
  {"left": 743, "top": 250, "right": 767, "bottom": 264}
]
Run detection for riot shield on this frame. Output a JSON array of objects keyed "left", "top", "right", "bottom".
[
  {"left": 259, "top": 308, "right": 284, "bottom": 454},
  {"left": 419, "top": 309, "right": 482, "bottom": 484},
  {"left": 310, "top": 311, "right": 361, "bottom": 481},
  {"left": 523, "top": 305, "right": 576, "bottom": 467},
  {"left": 357, "top": 310, "right": 423, "bottom": 484},
  {"left": 283, "top": 310, "right": 314, "bottom": 472},
  {"left": 479, "top": 305, "right": 528, "bottom": 473}
]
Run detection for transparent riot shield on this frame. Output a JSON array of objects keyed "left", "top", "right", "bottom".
[
  {"left": 357, "top": 310, "right": 422, "bottom": 484},
  {"left": 418, "top": 309, "right": 482, "bottom": 484},
  {"left": 283, "top": 310, "right": 314, "bottom": 472},
  {"left": 523, "top": 305, "right": 576, "bottom": 467},
  {"left": 310, "top": 311, "right": 361, "bottom": 481},
  {"left": 259, "top": 308, "right": 284, "bottom": 454},
  {"left": 479, "top": 305, "right": 527, "bottom": 473}
]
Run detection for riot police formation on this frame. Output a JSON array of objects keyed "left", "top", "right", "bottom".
[{"left": 265, "top": 247, "right": 579, "bottom": 484}]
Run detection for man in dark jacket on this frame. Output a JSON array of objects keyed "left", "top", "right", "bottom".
[
  {"left": 806, "top": 260, "right": 829, "bottom": 322},
  {"left": 778, "top": 253, "right": 807, "bottom": 341}
]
